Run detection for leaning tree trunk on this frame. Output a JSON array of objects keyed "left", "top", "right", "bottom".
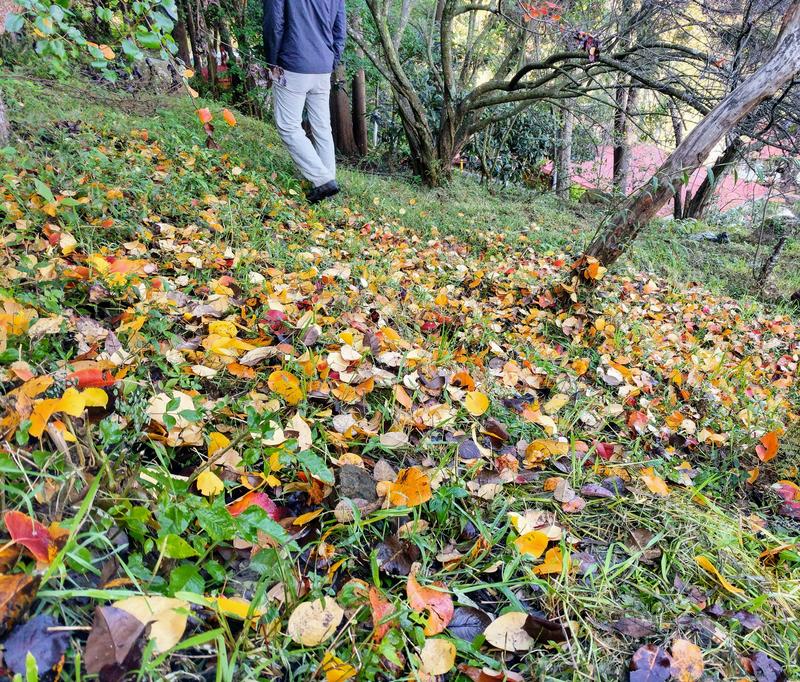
[
  {"left": 683, "top": 136, "right": 744, "bottom": 220},
  {"left": 331, "top": 64, "right": 358, "bottom": 156},
  {"left": 571, "top": 2, "right": 800, "bottom": 280},
  {"left": 0, "top": 90, "right": 9, "bottom": 146},
  {"left": 556, "top": 108, "right": 574, "bottom": 197}
]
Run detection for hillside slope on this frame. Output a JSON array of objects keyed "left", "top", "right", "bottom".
[{"left": 1, "top": 74, "right": 799, "bottom": 681}]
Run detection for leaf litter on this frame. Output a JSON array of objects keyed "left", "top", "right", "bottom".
[{"left": 0, "top": 93, "right": 798, "bottom": 679}]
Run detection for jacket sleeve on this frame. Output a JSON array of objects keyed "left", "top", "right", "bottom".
[
  {"left": 263, "top": 0, "right": 285, "bottom": 67},
  {"left": 332, "top": 0, "right": 346, "bottom": 67}
]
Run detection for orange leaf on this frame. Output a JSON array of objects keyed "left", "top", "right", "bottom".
[
  {"left": 533, "top": 546, "right": 567, "bottom": 575},
  {"left": 197, "top": 108, "right": 213, "bottom": 124},
  {"left": 222, "top": 109, "right": 237, "bottom": 127},
  {"left": 268, "top": 369, "right": 303, "bottom": 405},
  {"left": 226, "top": 491, "right": 281, "bottom": 520},
  {"left": 641, "top": 467, "right": 670, "bottom": 496},
  {"left": 514, "top": 530, "right": 549, "bottom": 559},
  {"left": 756, "top": 430, "right": 779, "bottom": 462},
  {"left": 407, "top": 566, "right": 454, "bottom": 635},
  {"left": 368, "top": 587, "right": 395, "bottom": 642},
  {"left": 379, "top": 467, "right": 431, "bottom": 507},
  {"left": 3, "top": 511, "right": 55, "bottom": 565}
]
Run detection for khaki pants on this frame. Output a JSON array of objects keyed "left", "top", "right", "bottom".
[{"left": 273, "top": 70, "right": 336, "bottom": 187}]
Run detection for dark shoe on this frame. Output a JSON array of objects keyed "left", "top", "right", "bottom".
[{"left": 307, "top": 180, "right": 340, "bottom": 204}]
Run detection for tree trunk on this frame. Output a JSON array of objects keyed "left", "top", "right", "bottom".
[
  {"left": 669, "top": 100, "right": 684, "bottom": 218},
  {"left": 613, "top": 84, "right": 637, "bottom": 193},
  {"left": 352, "top": 68, "right": 368, "bottom": 156},
  {"left": 173, "top": 11, "right": 192, "bottom": 66},
  {"left": 0, "top": 90, "right": 9, "bottom": 146},
  {"left": 180, "top": 0, "right": 202, "bottom": 71},
  {"left": 573, "top": 2, "right": 800, "bottom": 278},
  {"left": 683, "top": 136, "right": 744, "bottom": 220},
  {"left": 331, "top": 64, "right": 358, "bottom": 156},
  {"left": 758, "top": 235, "right": 787, "bottom": 287},
  {"left": 556, "top": 108, "right": 574, "bottom": 196}
]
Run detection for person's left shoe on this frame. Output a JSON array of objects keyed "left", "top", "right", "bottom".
[{"left": 307, "top": 180, "right": 340, "bottom": 204}]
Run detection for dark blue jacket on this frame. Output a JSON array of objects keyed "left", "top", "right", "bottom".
[{"left": 263, "top": 0, "right": 347, "bottom": 75}]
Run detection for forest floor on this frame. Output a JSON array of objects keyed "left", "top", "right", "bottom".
[{"left": 1, "top": 72, "right": 799, "bottom": 682}]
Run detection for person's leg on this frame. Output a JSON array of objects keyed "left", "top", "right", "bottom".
[
  {"left": 305, "top": 74, "right": 336, "bottom": 181},
  {"left": 273, "top": 71, "right": 334, "bottom": 187}
]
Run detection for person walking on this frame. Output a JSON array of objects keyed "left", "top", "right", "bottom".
[{"left": 264, "top": 0, "right": 346, "bottom": 204}]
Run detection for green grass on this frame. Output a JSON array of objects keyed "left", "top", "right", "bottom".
[{"left": 1, "top": 70, "right": 799, "bottom": 682}]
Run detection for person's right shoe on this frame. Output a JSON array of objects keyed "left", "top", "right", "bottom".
[{"left": 307, "top": 180, "right": 340, "bottom": 204}]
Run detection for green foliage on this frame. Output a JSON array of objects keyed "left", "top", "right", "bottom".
[{"left": 5, "top": 0, "right": 178, "bottom": 80}]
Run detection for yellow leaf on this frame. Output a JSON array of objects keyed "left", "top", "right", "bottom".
[
  {"left": 113, "top": 596, "right": 189, "bottom": 653},
  {"left": 419, "top": 638, "right": 456, "bottom": 675},
  {"left": 208, "top": 431, "right": 231, "bottom": 458},
  {"left": 209, "top": 596, "right": 263, "bottom": 620},
  {"left": 694, "top": 556, "right": 744, "bottom": 595},
  {"left": 287, "top": 597, "right": 344, "bottom": 646},
  {"left": 321, "top": 652, "right": 356, "bottom": 682},
  {"left": 464, "top": 391, "right": 489, "bottom": 416},
  {"left": 57, "top": 387, "right": 85, "bottom": 417},
  {"left": 514, "top": 530, "right": 549, "bottom": 559},
  {"left": 268, "top": 369, "right": 303, "bottom": 405},
  {"left": 572, "top": 357, "right": 589, "bottom": 375},
  {"left": 543, "top": 393, "right": 569, "bottom": 414},
  {"left": 641, "top": 467, "right": 670, "bottom": 496},
  {"left": 294, "top": 509, "right": 324, "bottom": 525},
  {"left": 197, "top": 469, "right": 225, "bottom": 496},
  {"left": 82, "top": 387, "right": 108, "bottom": 408}
]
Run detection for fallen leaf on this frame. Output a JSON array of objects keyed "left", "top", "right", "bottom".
[
  {"left": 641, "top": 467, "right": 670, "bottom": 496},
  {"left": 1, "top": 614, "right": 70, "bottom": 677},
  {"left": 669, "top": 638, "right": 704, "bottom": 681},
  {"left": 464, "top": 390, "right": 490, "bottom": 416},
  {"left": 196, "top": 108, "right": 212, "bottom": 124},
  {"left": 197, "top": 469, "right": 225, "bottom": 496},
  {"left": 533, "top": 546, "right": 567, "bottom": 575},
  {"left": 407, "top": 565, "right": 454, "bottom": 635},
  {"left": 226, "top": 491, "right": 281, "bottom": 520},
  {"left": 483, "top": 612, "right": 534, "bottom": 652},
  {"left": 745, "top": 651, "right": 786, "bottom": 682},
  {"left": 268, "top": 369, "right": 303, "bottom": 405},
  {"left": 287, "top": 596, "right": 344, "bottom": 645},
  {"left": 419, "top": 637, "right": 456, "bottom": 675},
  {"left": 378, "top": 466, "right": 432, "bottom": 507},
  {"left": 85, "top": 606, "right": 146, "bottom": 681},
  {"left": 514, "top": 530, "right": 549, "bottom": 559},
  {"left": 447, "top": 606, "right": 492, "bottom": 641},
  {"left": 0, "top": 573, "right": 40, "bottom": 636},
  {"left": 3, "top": 510, "right": 55, "bottom": 564},
  {"left": 630, "top": 643, "right": 671, "bottom": 682},
  {"left": 694, "top": 556, "right": 744, "bottom": 595},
  {"left": 756, "top": 431, "right": 779, "bottom": 462},
  {"left": 321, "top": 651, "right": 356, "bottom": 682},
  {"left": 113, "top": 596, "right": 189, "bottom": 653},
  {"left": 368, "top": 587, "right": 395, "bottom": 642}
]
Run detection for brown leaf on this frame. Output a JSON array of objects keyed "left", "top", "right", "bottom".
[
  {"left": 0, "top": 573, "right": 40, "bottom": 636},
  {"left": 84, "top": 606, "right": 146, "bottom": 681},
  {"left": 376, "top": 535, "right": 421, "bottom": 576},
  {"left": 630, "top": 644, "right": 672, "bottom": 682},
  {"left": 611, "top": 617, "right": 657, "bottom": 638}
]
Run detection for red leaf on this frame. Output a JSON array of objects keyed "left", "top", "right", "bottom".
[
  {"left": 3, "top": 511, "right": 53, "bottom": 564},
  {"left": 66, "top": 367, "right": 116, "bottom": 389},
  {"left": 368, "top": 587, "right": 395, "bottom": 642},
  {"left": 406, "top": 565, "right": 454, "bottom": 635},
  {"left": 226, "top": 492, "right": 282, "bottom": 520}
]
